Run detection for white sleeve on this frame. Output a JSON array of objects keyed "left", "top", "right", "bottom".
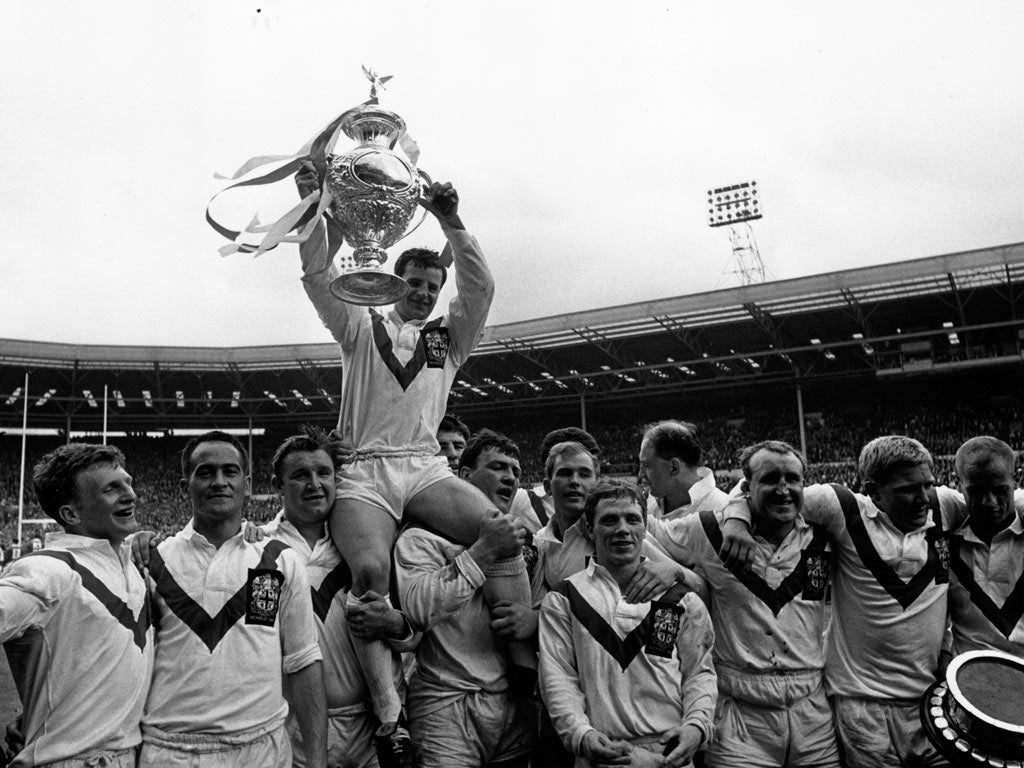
[
  {"left": 538, "top": 590, "right": 594, "bottom": 755},
  {"left": 278, "top": 549, "right": 323, "bottom": 674},
  {"left": 0, "top": 559, "right": 70, "bottom": 642},
  {"left": 442, "top": 226, "right": 494, "bottom": 365},
  {"left": 393, "top": 530, "right": 485, "bottom": 631}
]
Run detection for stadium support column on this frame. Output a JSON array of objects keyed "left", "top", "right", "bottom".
[
  {"left": 247, "top": 413, "right": 254, "bottom": 489},
  {"left": 17, "top": 373, "right": 28, "bottom": 553},
  {"left": 795, "top": 383, "right": 807, "bottom": 457},
  {"left": 102, "top": 384, "right": 108, "bottom": 445},
  {"left": 579, "top": 393, "right": 587, "bottom": 432}
]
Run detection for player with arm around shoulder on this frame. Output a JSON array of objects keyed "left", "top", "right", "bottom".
[
  {"left": 539, "top": 479, "right": 717, "bottom": 768},
  {"left": 0, "top": 443, "right": 153, "bottom": 768}
]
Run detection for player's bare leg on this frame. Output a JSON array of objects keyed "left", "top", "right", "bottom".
[
  {"left": 406, "top": 475, "right": 536, "bottom": 687},
  {"left": 327, "top": 498, "right": 410, "bottom": 767}
]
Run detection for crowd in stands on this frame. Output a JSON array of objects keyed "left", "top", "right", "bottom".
[{"left": 2, "top": 394, "right": 1020, "bottom": 548}]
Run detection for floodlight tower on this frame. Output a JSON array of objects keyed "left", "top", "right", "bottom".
[{"left": 707, "top": 180, "right": 766, "bottom": 285}]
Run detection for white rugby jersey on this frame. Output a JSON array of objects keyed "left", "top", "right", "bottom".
[
  {"left": 393, "top": 526, "right": 508, "bottom": 719},
  {"left": 302, "top": 225, "right": 492, "bottom": 456},
  {"left": 143, "top": 522, "right": 321, "bottom": 736},
  {"left": 263, "top": 512, "right": 411, "bottom": 710},
  {"left": 531, "top": 518, "right": 669, "bottom": 608},
  {"left": 0, "top": 533, "right": 153, "bottom": 767},
  {"left": 655, "top": 468, "right": 728, "bottom": 522},
  {"left": 726, "top": 484, "right": 966, "bottom": 700},
  {"left": 539, "top": 561, "right": 717, "bottom": 754},
  {"left": 652, "top": 509, "right": 831, "bottom": 672},
  {"left": 946, "top": 502, "right": 1024, "bottom": 656}
]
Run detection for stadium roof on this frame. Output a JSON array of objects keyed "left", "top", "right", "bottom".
[{"left": 3, "top": 241, "right": 1024, "bottom": 429}]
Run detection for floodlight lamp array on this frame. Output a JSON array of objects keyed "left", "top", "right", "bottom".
[{"left": 707, "top": 180, "right": 762, "bottom": 227}]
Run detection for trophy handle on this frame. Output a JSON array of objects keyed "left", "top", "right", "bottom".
[{"left": 392, "top": 169, "right": 434, "bottom": 246}]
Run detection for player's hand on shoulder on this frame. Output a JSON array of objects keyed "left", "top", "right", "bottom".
[
  {"left": 242, "top": 520, "right": 266, "bottom": 543},
  {"left": 129, "top": 531, "right": 163, "bottom": 571},
  {"left": 623, "top": 559, "right": 681, "bottom": 604},
  {"left": 720, "top": 517, "right": 756, "bottom": 571}
]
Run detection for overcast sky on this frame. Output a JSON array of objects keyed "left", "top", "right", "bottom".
[{"left": 3, "top": 0, "right": 1023, "bottom": 347}]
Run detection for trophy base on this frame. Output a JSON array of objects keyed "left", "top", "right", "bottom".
[{"left": 329, "top": 270, "right": 410, "bottom": 306}]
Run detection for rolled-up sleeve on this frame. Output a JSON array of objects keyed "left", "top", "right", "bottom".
[
  {"left": 675, "top": 593, "right": 718, "bottom": 749},
  {"left": 394, "top": 530, "right": 485, "bottom": 632},
  {"left": 278, "top": 550, "right": 323, "bottom": 674}
]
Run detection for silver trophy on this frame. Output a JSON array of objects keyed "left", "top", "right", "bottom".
[{"left": 326, "top": 69, "right": 430, "bottom": 305}]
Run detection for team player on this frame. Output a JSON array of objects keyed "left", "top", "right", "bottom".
[
  {"left": 436, "top": 413, "right": 470, "bottom": 472},
  {"left": 722, "top": 435, "right": 963, "bottom": 767},
  {"left": 394, "top": 429, "right": 533, "bottom": 767},
  {"left": 944, "top": 435, "right": 1024, "bottom": 656},
  {"left": 638, "top": 421, "right": 727, "bottom": 521},
  {"left": 141, "top": 431, "right": 327, "bottom": 768},
  {"left": 539, "top": 479, "right": 717, "bottom": 768},
  {"left": 651, "top": 440, "right": 840, "bottom": 767},
  {"left": 296, "top": 162, "right": 531, "bottom": 763},
  {"left": 0, "top": 443, "right": 152, "bottom": 767},
  {"left": 264, "top": 426, "right": 418, "bottom": 767}
]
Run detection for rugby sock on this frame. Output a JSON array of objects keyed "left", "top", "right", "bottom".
[
  {"left": 347, "top": 592, "right": 403, "bottom": 725},
  {"left": 482, "top": 554, "right": 538, "bottom": 679}
]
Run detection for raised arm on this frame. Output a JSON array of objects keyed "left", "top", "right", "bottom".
[
  {"left": 423, "top": 181, "right": 494, "bottom": 364},
  {"left": 295, "top": 159, "right": 362, "bottom": 348}
]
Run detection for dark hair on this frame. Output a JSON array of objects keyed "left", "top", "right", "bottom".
[
  {"left": 642, "top": 420, "right": 701, "bottom": 467},
  {"left": 738, "top": 440, "right": 806, "bottom": 480},
  {"left": 33, "top": 443, "right": 126, "bottom": 524},
  {"left": 438, "top": 413, "right": 470, "bottom": 442},
  {"left": 272, "top": 425, "right": 342, "bottom": 480},
  {"left": 181, "top": 430, "right": 249, "bottom": 477},
  {"left": 539, "top": 427, "right": 601, "bottom": 467},
  {"left": 394, "top": 248, "right": 448, "bottom": 286},
  {"left": 583, "top": 478, "right": 647, "bottom": 528},
  {"left": 458, "top": 428, "right": 521, "bottom": 471}
]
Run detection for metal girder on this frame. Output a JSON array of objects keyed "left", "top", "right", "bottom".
[
  {"left": 839, "top": 288, "right": 874, "bottom": 337},
  {"left": 743, "top": 302, "right": 786, "bottom": 347},
  {"left": 573, "top": 326, "right": 633, "bottom": 369},
  {"left": 653, "top": 316, "right": 707, "bottom": 359}
]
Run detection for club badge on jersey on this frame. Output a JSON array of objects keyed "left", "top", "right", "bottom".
[
  {"left": 246, "top": 569, "right": 284, "bottom": 626},
  {"left": 933, "top": 536, "right": 951, "bottom": 585},
  {"left": 803, "top": 551, "right": 830, "bottom": 601},
  {"left": 646, "top": 603, "right": 682, "bottom": 658},
  {"left": 423, "top": 328, "right": 451, "bottom": 368}
]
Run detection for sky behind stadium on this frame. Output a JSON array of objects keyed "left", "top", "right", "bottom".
[{"left": 3, "top": 1, "right": 1024, "bottom": 347}]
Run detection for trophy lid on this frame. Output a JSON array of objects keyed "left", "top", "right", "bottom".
[{"left": 339, "top": 105, "right": 407, "bottom": 149}]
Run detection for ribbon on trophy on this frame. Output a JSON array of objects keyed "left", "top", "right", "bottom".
[{"left": 206, "top": 67, "right": 451, "bottom": 298}]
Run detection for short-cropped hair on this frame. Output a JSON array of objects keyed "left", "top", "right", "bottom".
[
  {"left": 33, "top": 443, "right": 126, "bottom": 523},
  {"left": 181, "top": 430, "right": 249, "bottom": 477},
  {"left": 583, "top": 478, "right": 647, "bottom": 528},
  {"left": 642, "top": 420, "right": 702, "bottom": 467},
  {"left": 738, "top": 440, "right": 807, "bottom": 481},
  {"left": 438, "top": 413, "right": 470, "bottom": 442},
  {"left": 544, "top": 441, "right": 598, "bottom": 480},
  {"left": 954, "top": 435, "right": 1016, "bottom": 478},
  {"left": 394, "top": 248, "right": 448, "bottom": 286},
  {"left": 858, "top": 435, "right": 933, "bottom": 485},
  {"left": 272, "top": 425, "right": 342, "bottom": 480},
  {"left": 539, "top": 428, "right": 600, "bottom": 467},
  {"left": 458, "top": 429, "right": 520, "bottom": 471}
]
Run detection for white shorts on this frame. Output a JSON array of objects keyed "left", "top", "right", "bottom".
[
  {"left": 410, "top": 691, "right": 533, "bottom": 768},
  {"left": 41, "top": 747, "right": 137, "bottom": 768},
  {"left": 832, "top": 696, "right": 949, "bottom": 768},
  {"left": 338, "top": 454, "right": 452, "bottom": 522},
  {"left": 288, "top": 707, "right": 378, "bottom": 768},
  {"left": 706, "top": 667, "right": 840, "bottom": 768},
  {"left": 138, "top": 723, "right": 291, "bottom": 768}
]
